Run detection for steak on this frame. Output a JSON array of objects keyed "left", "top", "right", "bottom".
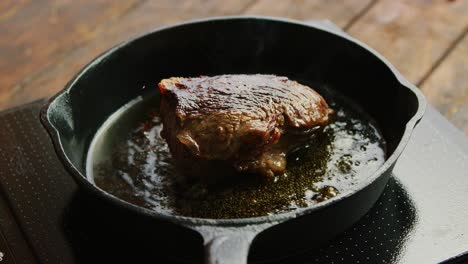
[{"left": 158, "top": 74, "right": 333, "bottom": 181}]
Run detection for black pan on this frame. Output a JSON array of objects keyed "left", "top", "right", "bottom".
[{"left": 40, "top": 17, "right": 425, "bottom": 263}]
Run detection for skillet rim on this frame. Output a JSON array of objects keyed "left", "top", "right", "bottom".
[{"left": 40, "top": 16, "right": 426, "bottom": 227}]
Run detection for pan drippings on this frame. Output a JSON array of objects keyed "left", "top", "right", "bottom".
[{"left": 88, "top": 90, "right": 385, "bottom": 219}]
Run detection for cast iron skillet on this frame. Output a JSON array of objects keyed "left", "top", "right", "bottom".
[{"left": 40, "top": 17, "right": 425, "bottom": 263}]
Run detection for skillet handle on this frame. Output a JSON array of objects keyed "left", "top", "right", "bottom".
[{"left": 203, "top": 231, "right": 256, "bottom": 264}]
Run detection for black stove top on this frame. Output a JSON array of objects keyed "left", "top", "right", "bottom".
[{"left": 0, "top": 100, "right": 467, "bottom": 263}]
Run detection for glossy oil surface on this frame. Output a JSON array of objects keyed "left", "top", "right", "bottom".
[{"left": 87, "top": 89, "right": 385, "bottom": 219}]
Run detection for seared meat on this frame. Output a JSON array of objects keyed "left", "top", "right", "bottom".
[{"left": 158, "top": 74, "right": 333, "bottom": 180}]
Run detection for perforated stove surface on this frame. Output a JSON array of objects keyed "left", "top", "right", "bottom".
[{"left": 0, "top": 100, "right": 467, "bottom": 264}]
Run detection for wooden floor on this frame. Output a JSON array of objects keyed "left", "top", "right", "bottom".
[{"left": 1, "top": 0, "right": 467, "bottom": 133}]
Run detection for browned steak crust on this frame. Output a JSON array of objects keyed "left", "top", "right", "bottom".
[{"left": 158, "top": 74, "right": 333, "bottom": 180}]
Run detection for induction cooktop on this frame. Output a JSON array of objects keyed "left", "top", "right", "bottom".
[{"left": 0, "top": 99, "right": 467, "bottom": 263}]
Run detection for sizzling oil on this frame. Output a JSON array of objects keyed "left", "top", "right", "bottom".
[{"left": 88, "top": 91, "right": 385, "bottom": 219}]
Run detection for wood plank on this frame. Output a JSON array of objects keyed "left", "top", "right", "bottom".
[
  {"left": 0, "top": 0, "right": 141, "bottom": 104},
  {"left": 1, "top": 0, "right": 375, "bottom": 109},
  {"left": 244, "top": 0, "right": 374, "bottom": 28},
  {"left": 347, "top": 0, "right": 468, "bottom": 84},
  {"left": 0, "top": 0, "right": 256, "bottom": 110},
  {"left": 421, "top": 33, "right": 468, "bottom": 134},
  {"left": 0, "top": 0, "right": 23, "bottom": 21}
]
